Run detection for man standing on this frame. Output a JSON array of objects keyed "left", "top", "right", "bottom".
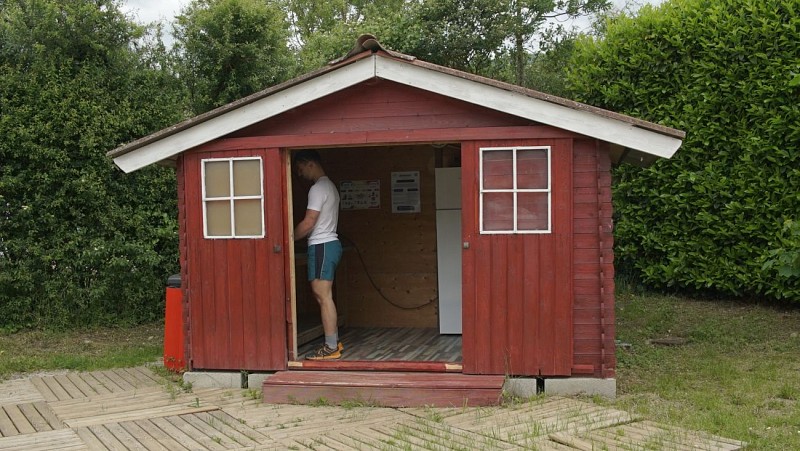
[{"left": 293, "top": 150, "right": 343, "bottom": 360}]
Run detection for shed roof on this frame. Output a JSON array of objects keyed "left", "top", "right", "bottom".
[{"left": 108, "top": 35, "right": 684, "bottom": 173}]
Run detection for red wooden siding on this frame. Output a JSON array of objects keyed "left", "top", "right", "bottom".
[
  {"left": 181, "top": 148, "right": 287, "bottom": 371},
  {"left": 229, "top": 80, "right": 533, "bottom": 138},
  {"left": 572, "top": 139, "right": 616, "bottom": 378},
  {"left": 462, "top": 139, "right": 573, "bottom": 377}
]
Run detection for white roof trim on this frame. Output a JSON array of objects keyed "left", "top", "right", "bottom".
[
  {"left": 375, "top": 57, "right": 682, "bottom": 160},
  {"left": 114, "top": 57, "right": 376, "bottom": 173},
  {"left": 113, "top": 53, "right": 682, "bottom": 173}
]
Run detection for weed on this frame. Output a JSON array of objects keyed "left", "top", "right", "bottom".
[
  {"left": 242, "top": 388, "right": 261, "bottom": 400},
  {"left": 339, "top": 398, "right": 381, "bottom": 408},
  {"left": 422, "top": 406, "right": 444, "bottom": 423},
  {"left": 307, "top": 397, "right": 331, "bottom": 407},
  {"left": 778, "top": 384, "right": 798, "bottom": 401}
]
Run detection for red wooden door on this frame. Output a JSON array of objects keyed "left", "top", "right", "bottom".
[
  {"left": 183, "top": 147, "right": 287, "bottom": 371},
  {"left": 461, "top": 139, "right": 573, "bottom": 376}
]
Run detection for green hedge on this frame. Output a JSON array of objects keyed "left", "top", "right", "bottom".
[
  {"left": 0, "top": 0, "right": 184, "bottom": 330},
  {"left": 567, "top": 0, "right": 800, "bottom": 301}
]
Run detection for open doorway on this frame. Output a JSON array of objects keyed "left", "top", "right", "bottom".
[{"left": 289, "top": 144, "right": 463, "bottom": 365}]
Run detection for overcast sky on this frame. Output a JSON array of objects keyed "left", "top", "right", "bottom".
[{"left": 121, "top": 0, "right": 666, "bottom": 29}]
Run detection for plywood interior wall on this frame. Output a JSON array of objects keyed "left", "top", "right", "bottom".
[{"left": 291, "top": 145, "right": 443, "bottom": 328}]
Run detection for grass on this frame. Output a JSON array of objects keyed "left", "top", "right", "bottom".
[
  {"left": 609, "top": 287, "right": 800, "bottom": 450},
  {"left": 0, "top": 322, "right": 163, "bottom": 380},
  {"left": 1, "top": 291, "right": 799, "bottom": 449}
]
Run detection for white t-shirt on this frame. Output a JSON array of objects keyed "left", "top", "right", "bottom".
[{"left": 306, "top": 176, "right": 339, "bottom": 245}]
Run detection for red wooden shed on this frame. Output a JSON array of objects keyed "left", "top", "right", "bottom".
[{"left": 108, "top": 36, "right": 684, "bottom": 405}]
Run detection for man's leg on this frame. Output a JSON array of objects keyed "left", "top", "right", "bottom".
[{"left": 310, "top": 278, "right": 338, "bottom": 343}]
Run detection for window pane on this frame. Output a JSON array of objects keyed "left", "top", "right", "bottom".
[
  {"left": 517, "top": 192, "right": 549, "bottom": 231},
  {"left": 483, "top": 192, "right": 514, "bottom": 231},
  {"left": 205, "top": 161, "right": 230, "bottom": 197},
  {"left": 517, "top": 149, "right": 548, "bottom": 189},
  {"left": 233, "top": 159, "right": 261, "bottom": 196},
  {"left": 234, "top": 199, "right": 263, "bottom": 236},
  {"left": 206, "top": 200, "right": 232, "bottom": 236},
  {"left": 482, "top": 150, "right": 513, "bottom": 189}
]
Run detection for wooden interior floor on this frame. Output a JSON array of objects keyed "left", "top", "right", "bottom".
[{"left": 296, "top": 327, "right": 462, "bottom": 362}]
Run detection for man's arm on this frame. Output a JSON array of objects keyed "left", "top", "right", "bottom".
[{"left": 294, "top": 209, "right": 320, "bottom": 240}]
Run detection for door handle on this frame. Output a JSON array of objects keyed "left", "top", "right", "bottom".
[
  {"left": 463, "top": 242, "right": 470, "bottom": 249},
  {"left": 273, "top": 244, "right": 282, "bottom": 253}
]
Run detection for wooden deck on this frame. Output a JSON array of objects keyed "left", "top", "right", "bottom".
[{"left": 0, "top": 366, "right": 746, "bottom": 450}]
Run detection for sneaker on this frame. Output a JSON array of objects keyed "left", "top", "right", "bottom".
[
  {"left": 338, "top": 342, "right": 344, "bottom": 352},
  {"left": 306, "top": 344, "right": 342, "bottom": 360}
]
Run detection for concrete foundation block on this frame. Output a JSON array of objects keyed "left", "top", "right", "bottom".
[
  {"left": 503, "top": 378, "right": 539, "bottom": 399},
  {"left": 544, "top": 378, "right": 616, "bottom": 399},
  {"left": 247, "top": 372, "right": 273, "bottom": 390},
  {"left": 183, "top": 371, "right": 243, "bottom": 389}
]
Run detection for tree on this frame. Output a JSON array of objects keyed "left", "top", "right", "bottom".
[
  {"left": 0, "top": 0, "right": 185, "bottom": 329},
  {"left": 504, "top": 0, "right": 609, "bottom": 84},
  {"left": 172, "top": 0, "right": 294, "bottom": 114},
  {"left": 285, "top": 0, "right": 406, "bottom": 72},
  {"left": 567, "top": 0, "right": 800, "bottom": 301},
  {"left": 283, "top": 0, "right": 607, "bottom": 91}
]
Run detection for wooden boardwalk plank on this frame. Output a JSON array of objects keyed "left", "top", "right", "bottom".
[
  {"left": 129, "top": 366, "right": 165, "bottom": 385},
  {"left": 3, "top": 404, "right": 35, "bottom": 435},
  {"left": 75, "top": 426, "right": 109, "bottom": 449},
  {"left": 162, "top": 415, "right": 229, "bottom": 451},
  {"left": 150, "top": 417, "right": 209, "bottom": 450},
  {"left": 29, "top": 376, "right": 70, "bottom": 402},
  {"left": 186, "top": 412, "right": 266, "bottom": 449},
  {"left": 65, "top": 404, "right": 218, "bottom": 428},
  {"left": 50, "top": 386, "right": 219, "bottom": 427},
  {"left": 113, "top": 367, "right": 155, "bottom": 388},
  {"left": 97, "top": 369, "right": 136, "bottom": 391},
  {"left": 281, "top": 425, "right": 394, "bottom": 450},
  {"left": 116, "top": 420, "right": 169, "bottom": 451},
  {"left": 17, "top": 403, "right": 53, "bottom": 432},
  {"left": 104, "top": 422, "right": 151, "bottom": 451},
  {"left": 84, "top": 371, "right": 125, "bottom": 393},
  {"left": 31, "top": 401, "right": 65, "bottom": 430},
  {"left": 64, "top": 373, "right": 99, "bottom": 398},
  {"left": 0, "top": 406, "right": 19, "bottom": 437},
  {"left": 129, "top": 418, "right": 191, "bottom": 451},
  {"left": 79, "top": 372, "right": 113, "bottom": 395},
  {"left": 0, "top": 429, "right": 87, "bottom": 451},
  {"left": 203, "top": 410, "right": 273, "bottom": 446},
  {"left": 344, "top": 422, "right": 515, "bottom": 451},
  {"left": 85, "top": 424, "right": 129, "bottom": 451},
  {"left": 0, "top": 378, "right": 44, "bottom": 407},
  {"left": 52, "top": 375, "right": 86, "bottom": 400},
  {"left": 250, "top": 405, "right": 409, "bottom": 440}
]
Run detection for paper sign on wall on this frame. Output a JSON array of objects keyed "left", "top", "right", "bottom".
[
  {"left": 391, "top": 171, "right": 420, "bottom": 213},
  {"left": 340, "top": 180, "right": 380, "bottom": 210}
]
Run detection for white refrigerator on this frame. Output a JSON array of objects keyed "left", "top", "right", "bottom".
[{"left": 435, "top": 167, "right": 462, "bottom": 334}]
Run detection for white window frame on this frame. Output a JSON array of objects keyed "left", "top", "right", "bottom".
[
  {"left": 201, "top": 157, "right": 265, "bottom": 239},
  {"left": 479, "top": 146, "right": 552, "bottom": 234}
]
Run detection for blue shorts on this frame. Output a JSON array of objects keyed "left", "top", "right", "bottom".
[{"left": 307, "top": 240, "right": 342, "bottom": 281}]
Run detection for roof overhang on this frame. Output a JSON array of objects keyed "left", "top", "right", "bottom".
[{"left": 109, "top": 52, "right": 684, "bottom": 173}]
